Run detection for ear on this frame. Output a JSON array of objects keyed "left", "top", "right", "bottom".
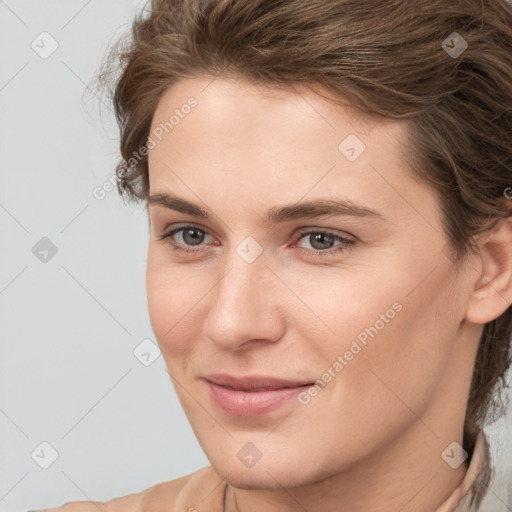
[{"left": 465, "top": 215, "right": 512, "bottom": 324}]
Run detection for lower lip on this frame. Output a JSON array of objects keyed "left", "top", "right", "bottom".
[{"left": 207, "top": 381, "right": 310, "bottom": 417}]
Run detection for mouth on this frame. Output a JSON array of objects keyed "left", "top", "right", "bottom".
[{"left": 204, "top": 374, "right": 314, "bottom": 417}]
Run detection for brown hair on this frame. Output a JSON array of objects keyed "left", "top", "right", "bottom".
[{"left": 94, "top": 0, "right": 512, "bottom": 506}]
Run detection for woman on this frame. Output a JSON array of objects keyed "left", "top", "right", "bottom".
[{"left": 35, "top": 0, "right": 512, "bottom": 510}]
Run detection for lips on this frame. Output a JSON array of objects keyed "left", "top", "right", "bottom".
[
  {"left": 204, "top": 373, "right": 314, "bottom": 416},
  {"left": 205, "top": 373, "right": 312, "bottom": 391}
]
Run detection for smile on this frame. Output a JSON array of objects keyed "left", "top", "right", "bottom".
[{"left": 204, "top": 374, "right": 313, "bottom": 417}]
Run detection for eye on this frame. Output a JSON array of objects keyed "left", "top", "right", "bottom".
[
  {"left": 294, "top": 229, "right": 355, "bottom": 257},
  {"left": 157, "top": 224, "right": 214, "bottom": 254},
  {"left": 157, "top": 224, "right": 356, "bottom": 258}
]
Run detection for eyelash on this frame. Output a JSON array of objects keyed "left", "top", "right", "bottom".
[{"left": 157, "top": 224, "right": 356, "bottom": 258}]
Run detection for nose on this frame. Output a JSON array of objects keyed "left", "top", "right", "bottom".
[{"left": 202, "top": 249, "right": 286, "bottom": 351}]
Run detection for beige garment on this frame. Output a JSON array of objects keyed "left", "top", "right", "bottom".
[{"left": 34, "top": 430, "right": 490, "bottom": 512}]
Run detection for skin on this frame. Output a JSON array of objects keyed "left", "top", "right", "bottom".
[{"left": 145, "top": 75, "right": 512, "bottom": 512}]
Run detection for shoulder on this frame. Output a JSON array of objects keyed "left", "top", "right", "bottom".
[{"left": 36, "top": 466, "right": 225, "bottom": 512}]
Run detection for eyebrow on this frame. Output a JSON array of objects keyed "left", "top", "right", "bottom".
[{"left": 147, "top": 192, "right": 388, "bottom": 223}]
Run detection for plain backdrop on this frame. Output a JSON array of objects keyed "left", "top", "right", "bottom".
[{"left": 0, "top": 1, "right": 510, "bottom": 511}]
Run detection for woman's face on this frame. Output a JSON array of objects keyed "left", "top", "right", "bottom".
[{"left": 146, "top": 75, "right": 479, "bottom": 489}]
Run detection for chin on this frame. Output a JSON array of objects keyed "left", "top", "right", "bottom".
[
  {"left": 222, "top": 468, "right": 309, "bottom": 490},
  {"left": 209, "top": 451, "right": 328, "bottom": 490}
]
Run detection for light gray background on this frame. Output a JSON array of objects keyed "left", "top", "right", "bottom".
[{"left": 0, "top": 1, "right": 510, "bottom": 511}]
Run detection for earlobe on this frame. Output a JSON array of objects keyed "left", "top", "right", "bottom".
[{"left": 465, "top": 216, "right": 512, "bottom": 325}]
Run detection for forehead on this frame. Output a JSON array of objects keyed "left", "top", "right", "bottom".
[
  {"left": 149, "top": 74, "right": 386, "bottom": 143},
  {"left": 148, "top": 75, "right": 408, "bottom": 176}
]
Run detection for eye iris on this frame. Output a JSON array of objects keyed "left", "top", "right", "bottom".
[
  {"left": 310, "top": 233, "right": 334, "bottom": 250},
  {"left": 183, "top": 228, "right": 204, "bottom": 246}
]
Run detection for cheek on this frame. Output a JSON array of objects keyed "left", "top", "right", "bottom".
[
  {"left": 146, "top": 250, "right": 201, "bottom": 358},
  {"left": 282, "top": 264, "right": 407, "bottom": 357},
  {"left": 337, "top": 272, "right": 458, "bottom": 417},
  {"left": 299, "top": 260, "right": 458, "bottom": 399}
]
